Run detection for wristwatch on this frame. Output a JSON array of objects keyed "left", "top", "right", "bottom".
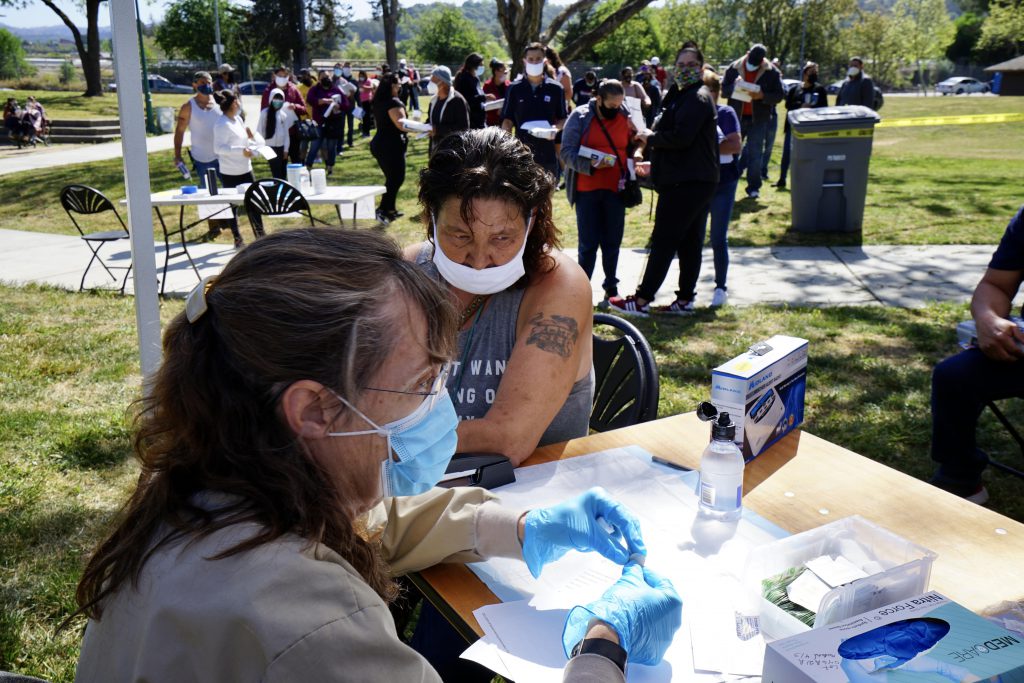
[{"left": 570, "top": 636, "right": 627, "bottom": 673}]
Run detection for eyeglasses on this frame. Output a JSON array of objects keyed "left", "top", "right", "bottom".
[{"left": 364, "top": 361, "right": 452, "bottom": 410}]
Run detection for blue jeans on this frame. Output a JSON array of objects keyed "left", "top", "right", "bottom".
[
  {"left": 305, "top": 129, "right": 338, "bottom": 169},
  {"left": 575, "top": 189, "right": 625, "bottom": 294},
  {"left": 778, "top": 127, "right": 793, "bottom": 186},
  {"left": 761, "top": 109, "right": 777, "bottom": 178},
  {"left": 188, "top": 153, "right": 220, "bottom": 190},
  {"left": 930, "top": 347, "right": 1024, "bottom": 483},
  {"left": 738, "top": 118, "right": 768, "bottom": 193},
  {"left": 700, "top": 179, "right": 738, "bottom": 290}
]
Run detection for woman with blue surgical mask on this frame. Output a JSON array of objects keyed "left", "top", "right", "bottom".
[
  {"left": 453, "top": 51, "right": 488, "bottom": 129},
  {"left": 71, "top": 228, "right": 680, "bottom": 682}
]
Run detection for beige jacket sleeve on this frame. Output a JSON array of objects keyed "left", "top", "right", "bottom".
[{"left": 378, "top": 486, "right": 525, "bottom": 576}]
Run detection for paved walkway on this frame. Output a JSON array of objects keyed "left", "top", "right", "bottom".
[{"left": 0, "top": 227, "right": 994, "bottom": 308}]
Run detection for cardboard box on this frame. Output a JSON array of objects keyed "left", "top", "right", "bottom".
[
  {"left": 711, "top": 335, "right": 808, "bottom": 460},
  {"left": 763, "top": 592, "right": 1024, "bottom": 682}
]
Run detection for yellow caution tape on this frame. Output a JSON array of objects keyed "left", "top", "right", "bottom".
[
  {"left": 792, "top": 128, "right": 875, "bottom": 139},
  {"left": 877, "top": 112, "right": 1024, "bottom": 128}
]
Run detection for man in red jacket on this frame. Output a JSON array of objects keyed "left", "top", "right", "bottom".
[{"left": 261, "top": 65, "right": 308, "bottom": 164}]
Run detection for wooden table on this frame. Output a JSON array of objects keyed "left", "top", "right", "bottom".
[{"left": 413, "top": 412, "right": 1024, "bottom": 641}]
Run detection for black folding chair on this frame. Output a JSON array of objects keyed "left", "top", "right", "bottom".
[
  {"left": 590, "top": 313, "right": 660, "bottom": 432},
  {"left": 59, "top": 184, "right": 132, "bottom": 293},
  {"left": 242, "top": 178, "right": 332, "bottom": 239}
]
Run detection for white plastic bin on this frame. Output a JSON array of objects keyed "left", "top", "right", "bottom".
[
  {"left": 744, "top": 515, "right": 937, "bottom": 640},
  {"left": 156, "top": 106, "right": 176, "bottom": 134}
]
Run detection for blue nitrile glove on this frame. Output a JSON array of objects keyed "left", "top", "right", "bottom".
[
  {"left": 522, "top": 486, "right": 646, "bottom": 578},
  {"left": 561, "top": 561, "right": 682, "bottom": 666}
]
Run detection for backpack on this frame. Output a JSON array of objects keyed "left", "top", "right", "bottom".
[{"left": 873, "top": 86, "right": 884, "bottom": 111}]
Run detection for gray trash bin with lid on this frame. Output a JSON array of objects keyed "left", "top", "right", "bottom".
[{"left": 788, "top": 105, "right": 880, "bottom": 233}]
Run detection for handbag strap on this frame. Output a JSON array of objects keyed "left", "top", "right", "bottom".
[{"left": 592, "top": 108, "right": 628, "bottom": 181}]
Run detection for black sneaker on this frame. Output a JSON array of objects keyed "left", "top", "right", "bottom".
[{"left": 375, "top": 209, "right": 391, "bottom": 225}]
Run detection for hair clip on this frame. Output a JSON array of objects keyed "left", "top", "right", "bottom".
[{"left": 185, "top": 276, "right": 216, "bottom": 323}]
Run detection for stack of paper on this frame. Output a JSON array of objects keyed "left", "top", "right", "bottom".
[{"left": 458, "top": 446, "right": 788, "bottom": 682}]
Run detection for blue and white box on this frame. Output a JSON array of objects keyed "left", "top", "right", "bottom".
[
  {"left": 711, "top": 335, "right": 808, "bottom": 460},
  {"left": 763, "top": 591, "right": 1024, "bottom": 682}
]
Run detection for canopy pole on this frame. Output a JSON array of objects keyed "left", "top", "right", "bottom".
[{"left": 110, "top": 0, "right": 162, "bottom": 385}]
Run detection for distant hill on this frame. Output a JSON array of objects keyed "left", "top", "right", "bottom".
[{"left": 1, "top": 22, "right": 112, "bottom": 42}]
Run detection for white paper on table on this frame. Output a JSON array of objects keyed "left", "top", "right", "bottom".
[
  {"left": 624, "top": 95, "right": 646, "bottom": 132},
  {"left": 688, "top": 572, "right": 767, "bottom": 677},
  {"left": 196, "top": 202, "right": 232, "bottom": 220},
  {"left": 804, "top": 554, "right": 869, "bottom": 588},
  {"left": 462, "top": 446, "right": 788, "bottom": 681},
  {"left": 460, "top": 633, "right": 514, "bottom": 679}
]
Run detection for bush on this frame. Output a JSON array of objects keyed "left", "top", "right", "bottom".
[{"left": 59, "top": 60, "right": 76, "bottom": 86}]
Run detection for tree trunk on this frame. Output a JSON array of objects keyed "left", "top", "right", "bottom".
[
  {"left": 382, "top": 0, "right": 399, "bottom": 69},
  {"left": 557, "top": 0, "right": 658, "bottom": 62},
  {"left": 496, "top": 0, "right": 543, "bottom": 78},
  {"left": 294, "top": 0, "right": 309, "bottom": 69},
  {"left": 83, "top": 0, "right": 103, "bottom": 96}
]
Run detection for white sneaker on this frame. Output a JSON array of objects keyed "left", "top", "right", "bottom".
[{"left": 711, "top": 288, "right": 728, "bottom": 307}]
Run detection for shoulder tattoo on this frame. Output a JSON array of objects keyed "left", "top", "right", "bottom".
[{"left": 526, "top": 313, "right": 579, "bottom": 359}]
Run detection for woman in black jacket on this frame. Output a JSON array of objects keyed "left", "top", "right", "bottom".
[
  {"left": 453, "top": 52, "right": 487, "bottom": 129},
  {"left": 609, "top": 43, "right": 719, "bottom": 316},
  {"left": 775, "top": 61, "right": 829, "bottom": 190},
  {"left": 370, "top": 73, "right": 414, "bottom": 223},
  {"left": 426, "top": 65, "right": 469, "bottom": 155}
]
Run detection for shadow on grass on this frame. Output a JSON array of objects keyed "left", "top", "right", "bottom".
[{"left": 53, "top": 420, "right": 132, "bottom": 470}]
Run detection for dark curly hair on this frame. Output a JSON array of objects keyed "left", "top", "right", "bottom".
[{"left": 418, "top": 127, "right": 561, "bottom": 279}]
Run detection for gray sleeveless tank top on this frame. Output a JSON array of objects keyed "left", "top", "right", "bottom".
[{"left": 416, "top": 245, "right": 593, "bottom": 447}]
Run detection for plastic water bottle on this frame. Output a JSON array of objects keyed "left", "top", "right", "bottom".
[
  {"left": 698, "top": 407, "right": 745, "bottom": 521},
  {"left": 175, "top": 160, "right": 191, "bottom": 179}
]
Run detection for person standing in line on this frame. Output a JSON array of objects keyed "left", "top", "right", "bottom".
[
  {"left": 482, "top": 59, "right": 509, "bottom": 127},
  {"left": 761, "top": 57, "right": 782, "bottom": 182},
  {"left": 775, "top": 61, "right": 829, "bottom": 190},
  {"left": 213, "top": 64, "right": 243, "bottom": 118},
  {"left": 453, "top": 52, "right": 488, "bottom": 129},
  {"left": 212, "top": 90, "right": 261, "bottom": 247},
  {"left": 699, "top": 69, "right": 742, "bottom": 308},
  {"left": 572, "top": 70, "right": 598, "bottom": 108},
  {"left": 546, "top": 46, "right": 574, "bottom": 107},
  {"left": 337, "top": 62, "right": 359, "bottom": 148},
  {"left": 652, "top": 56, "right": 668, "bottom": 90},
  {"left": 426, "top": 66, "right": 469, "bottom": 155},
  {"left": 370, "top": 73, "right": 415, "bottom": 224},
  {"left": 607, "top": 44, "right": 719, "bottom": 317},
  {"left": 722, "top": 43, "right": 783, "bottom": 200},
  {"left": 560, "top": 79, "right": 646, "bottom": 303},
  {"left": 260, "top": 65, "right": 307, "bottom": 165},
  {"left": 304, "top": 70, "right": 346, "bottom": 177},
  {"left": 500, "top": 42, "right": 568, "bottom": 179},
  {"left": 837, "top": 56, "right": 879, "bottom": 108},
  {"left": 358, "top": 70, "right": 376, "bottom": 138},
  {"left": 398, "top": 58, "right": 422, "bottom": 115},
  {"left": 639, "top": 71, "right": 662, "bottom": 128},
  {"left": 256, "top": 88, "right": 297, "bottom": 180},
  {"left": 329, "top": 62, "right": 356, "bottom": 156},
  {"left": 620, "top": 66, "right": 652, "bottom": 114}
]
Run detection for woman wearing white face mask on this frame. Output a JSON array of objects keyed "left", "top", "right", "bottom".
[
  {"left": 257, "top": 88, "right": 298, "bottom": 179},
  {"left": 213, "top": 89, "right": 262, "bottom": 247},
  {"left": 259, "top": 65, "right": 307, "bottom": 164},
  {"left": 408, "top": 128, "right": 594, "bottom": 467},
  {"left": 70, "top": 228, "right": 680, "bottom": 683},
  {"left": 453, "top": 51, "right": 488, "bottom": 129}
]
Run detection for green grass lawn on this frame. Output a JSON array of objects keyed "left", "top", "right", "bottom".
[
  {"left": 3, "top": 284, "right": 1024, "bottom": 679},
  {"left": 1, "top": 95, "right": 1022, "bottom": 249}
]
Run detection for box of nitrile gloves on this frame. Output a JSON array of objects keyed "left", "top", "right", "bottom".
[
  {"left": 710, "top": 335, "right": 808, "bottom": 460},
  {"left": 762, "top": 591, "right": 1024, "bottom": 683}
]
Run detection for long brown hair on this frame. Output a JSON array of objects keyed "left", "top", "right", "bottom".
[
  {"left": 73, "top": 228, "right": 457, "bottom": 621},
  {"left": 418, "top": 127, "right": 561, "bottom": 279}
]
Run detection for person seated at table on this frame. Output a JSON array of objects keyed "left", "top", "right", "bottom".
[
  {"left": 69, "top": 227, "right": 682, "bottom": 683},
  {"left": 213, "top": 89, "right": 262, "bottom": 247},
  {"left": 929, "top": 204, "right": 1024, "bottom": 505},
  {"left": 409, "top": 127, "right": 595, "bottom": 466},
  {"left": 256, "top": 88, "right": 297, "bottom": 180}
]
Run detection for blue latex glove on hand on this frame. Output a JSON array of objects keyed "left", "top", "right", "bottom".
[
  {"left": 522, "top": 487, "right": 646, "bottom": 579},
  {"left": 562, "top": 561, "right": 682, "bottom": 666}
]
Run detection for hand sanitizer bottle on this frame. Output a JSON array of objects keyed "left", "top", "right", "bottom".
[{"left": 697, "top": 403, "right": 744, "bottom": 521}]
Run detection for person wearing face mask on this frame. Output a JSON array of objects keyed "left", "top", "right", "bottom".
[
  {"left": 212, "top": 90, "right": 261, "bottom": 247},
  {"left": 722, "top": 42, "right": 784, "bottom": 200},
  {"left": 482, "top": 59, "right": 509, "bottom": 126},
  {"left": 70, "top": 228, "right": 681, "bottom": 683},
  {"left": 639, "top": 71, "right": 663, "bottom": 128},
  {"left": 304, "top": 70, "right": 347, "bottom": 177},
  {"left": 213, "top": 63, "right": 243, "bottom": 118},
  {"left": 620, "top": 66, "right": 652, "bottom": 112},
  {"left": 560, "top": 79, "right": 647, "bottom": 303},
  {"left": 426, "top": 65, "right": 469, "bottom": 155},
  {"left": 837, "top": 56, "right": 879, "bottom": 109},
  {"left": 572, "top": 70, "right": 598, "bottom": 107},
  {"left": 608, "top": 44, "right": 719, "bottom": 316},
  {"left": 257, "top": 88, "right": 298, "bottom": 179},
  {"left": 259, "top": 66, "right": 306, "bottom": 165},
  {"left": 453, "top": 52, "right": 488, "bottom": 129},
  {"left": 397, "top": 58, "right": 422, "bottom": 115},
  {"left": 500, "top": 42, "right": 568, "bottom": 179},
  {"left": 329, "top": 62, "right": 358, "bottom": 153},
  {"left": 371, "top": 73, "right": 416, "bottom": 223},
  {"left": 776, "top": 61, "right": 829, "bottom": 190},
  {"left": 651, "top": 56, "right": 668, "bottom": 90},
  {"left": 358, "top": 70, "right": 376, "bottom": 137},
  {"left": 174, "top": 71, "right": 221, "bottom": 191}
]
